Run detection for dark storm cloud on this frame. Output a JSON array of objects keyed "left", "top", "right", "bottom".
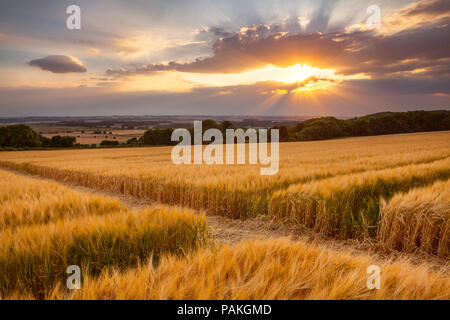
[{"left": 28, "top": 55, "right": 87, "bottom": 74}]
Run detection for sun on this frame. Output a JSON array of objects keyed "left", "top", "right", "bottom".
[
  {"left": 181, "top": 63, "right": 338, "bottom": 87},
  {"left": 285, "top": 64, "right": 334, "bottom": 83},
  {"left": 290, "top": 64, "right": 315, "bottom": 82}
]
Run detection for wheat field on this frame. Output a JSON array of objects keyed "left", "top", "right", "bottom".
[
  {"left": 0, "top": 170, "right": 208, "bottom": 298},
  {"left": 0, "top": 170, "right": 126, "bottom": 229},
  {"left": 269, "top": 158, "right": 450, "bottom": 238},
  {"left": 0, "top": 131, "right": 449, "bottom": 300},
  {"left": 44, "top": 239, "right": 449, "bottom": 300},
  {"left": 0, "top": 132, "right": 448, "bottom": 220},
  {"left": 379, "top": 179, "right": 449, "bottom": 257}
]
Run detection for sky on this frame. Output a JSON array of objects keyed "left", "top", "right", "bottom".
[{"left": 0, "top": 0, "right": 449, "bottom": 117}]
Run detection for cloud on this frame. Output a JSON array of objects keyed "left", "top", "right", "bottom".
[
  {"left": 194, "top": 27, "right": 233, "bottom": 41},
  {"left": 399, "top": 0, "right": 450, "bottom": 17},
  {"left": 106, "top": 29, "right": 343, "bottom": 76},
  {"left": 28, "top": 55, "right": 87, "bottom": 74},
  {"left": 88, "top": 48, "right": 100, "bottom": 55},
  {"left": 380, "top": 0, "right": 450, "bottom": 33},
  {"left": 342, "top": 76, "right": 450, "bottom": 96},
  {"left": 116, "top": 44, "right": 143, "bottom": 56},
  {"left": 103, "top": 0, "right": 450, "bottom": 81},
  {"left": 106, "top": 16, "right": 450, "bottom": 79},
  {"left": 2, "top": 0, "right": 449, "bottom": 117},
  {"left": 1, "top": 81, "right": 448, "bottom": 117},
  {"left": 338, "top": 21, "right": 450, "bottom": 76}
]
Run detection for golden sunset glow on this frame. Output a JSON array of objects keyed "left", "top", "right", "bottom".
[
  {"left": 183, "top": 64, "right": 337, "bottom": 86},
  {"left": 114, "top": 63, "right": 347, "bottom": 94},
  {"left": 0, "top": 0, "right": 449, "bottom": 302},
  {"left": 0, "top": 0, "right": 448, "bottom": 116}
]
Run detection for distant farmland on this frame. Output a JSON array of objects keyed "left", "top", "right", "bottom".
[{"left": 41, "top": 129, "right": 146, "bottom": 144}]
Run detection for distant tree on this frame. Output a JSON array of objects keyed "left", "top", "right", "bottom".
[
  {"left": 0, "top": 125, "right": 42, "bottom": 148},
  {"left": 272, "top": 125, "right": 289, "bottom": 142},
  {"left": 126, "top": 137, "right": 139, "bottom": 145},
  {"left": 202, "top": 119, "right": 220, "bottom": 132},
  {"left": 296, "top": 117, "right": 343, "bottom": 141},
  {"left": 40, "top": 136, "right": 52, "bottom": 147},
  {"left": 50, "top": 135, "right": 76, "bottom": 148},
  {"left": 100, "top": 140, "right": 119, "bottom": 146},
  {"left": 142, "top": 128, "right": 174, "bottom": 145},
  {"left": 279, "top": 126, "right": 289, "bottom": 142},
  {"left": 220, "top": 120, "right": 233, "bottom": 133},
  {"left": 287, "top": 126, "right": 297, "bottom": 141},
  {"left": 293, "top": 111, "right": 450, "bottom": 141}
]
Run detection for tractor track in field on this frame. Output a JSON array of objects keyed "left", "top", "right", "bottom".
[{"left": 2, "top": 167, "right": 449, "bottom": 271}]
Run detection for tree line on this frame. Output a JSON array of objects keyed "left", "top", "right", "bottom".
[
  {"left": 0, "top": 125, "right": 76, "bottom": 149},
  {"left": 294, "top": 110, "right": 450, "bottom": 141},
  {"left": 1, "top": 110, "right": 449, "bottom": 149},
  {"left": 133, "top": 110, "right": 450, "bottom": 145}
]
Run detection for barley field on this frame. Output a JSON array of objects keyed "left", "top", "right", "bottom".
[
  {"left": 379, "top": 179, "right": 449, "bottom": 257},
  {"left": 46, "top": 239, "right": 450, "bottom": 300},
  {"left": 0, "top": 131, "right": 449, "bottom": 300},
  {"left": 0, "top": 131, "right": 448, "bottom": 221},
  {"left": 269, "top": 158, "right": 450, "bottom": 238},
  {"left": 0, "top": 170, "right": 126, "bottom": 229},
  {"left": 0, "top": 170, "right": 208, "bottom": 298}
]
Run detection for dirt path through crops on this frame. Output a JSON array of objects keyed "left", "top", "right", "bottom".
[{"left": 3, "top": 168, "right": 449, "bottom": 270}]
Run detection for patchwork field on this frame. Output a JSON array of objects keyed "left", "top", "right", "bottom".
[
  {"left": 0, "top": 131, "right": 449, "bottom": 300},
  {"left": 41, "top": 129, "right": 146, "bottom": 145}
]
